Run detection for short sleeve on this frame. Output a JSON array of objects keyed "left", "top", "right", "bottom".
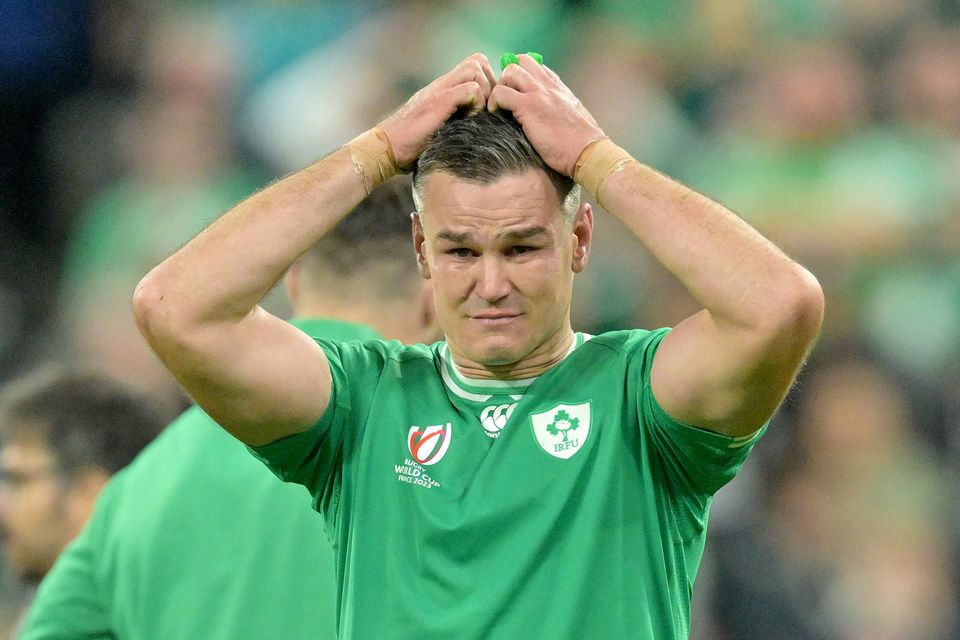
[
  {"left": 246, "top": 338, "right": 387, "bottom": 516},
  {"left": 633, "top": 328, "right": 767, "bottom": 498}
]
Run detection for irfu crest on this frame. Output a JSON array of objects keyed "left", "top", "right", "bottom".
[
  {"left": 530, "top": 403, "right": 591, "bottom": 459},
  {"left": 546, "top": 410, "right": 579, "bottom": 442}
]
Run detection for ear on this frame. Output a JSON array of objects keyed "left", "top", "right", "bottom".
[
  {"left": 64, "top": 467, "right": 110, "bottom": 539},
  {"left": 571, "top": 203, "right": 593, "bottom": 274},
  {"left": 285, "top": 260, "right": 302, "bottom": 307},
  {"left": 411, "top": 212, "right": 432, "bottom": 279}
]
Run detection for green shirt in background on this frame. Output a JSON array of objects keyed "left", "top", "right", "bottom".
[
  {"left": 20, "top": 318, "right": 379, "bottom": 640},
  {"left": 251, "top": 328, "right": 765, "bottom": 639}
]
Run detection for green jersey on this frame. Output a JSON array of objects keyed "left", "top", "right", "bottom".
[
  {"left": 20, "top": 319, "right": 379, "bottom": 640},
  {"left": 251, "top": 328, "right": 764, "bottom": 639}
]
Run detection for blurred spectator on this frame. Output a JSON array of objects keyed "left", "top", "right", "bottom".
[
  {"left": 240, "top": 3, "right": 415, "bottom": 174},
  {"left": 55, "top": 10, "right": 264, "bottom": 411},
  {"left": 850, "top": 23, "right": 960, "bottom": 388},
  {"left": 0, "top": 369, "right": 168, "bottom": 636},
  {"left": 242, "top": 0, "right": 573, "bottom": 175},
  {"left": 685, "top": 38, "right": 949, "bottom": 271},
  {"left": 561, "top": 16, "right": 700, "bottom": 334},
  {"left": 709, "top": 350, "right": 958, "bottom": 639}
]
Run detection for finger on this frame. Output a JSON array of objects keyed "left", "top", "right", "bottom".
[
  {"left": 499, "top": 63, "right": 539, "bottom": 93},
  {"left": 471, "top": 61, "right": 493, "bottom": 98},
  {"left": 540, "top": 62, "right": 563, "bottom": 84},
  {"left": 478, "top": 53, "right": 497, "bottom": 95},
  {"left": 470, "top": 52, "right": 498, "bottom": 93},
  {"left": 441, "top": 56, "right": 493, "bottom": 99},
  {"left": 517, "top": 53, "right": 549, "bottom": 81},
  {"left": 487, "top": 84, "right": 524, "bottom": 113},
  {"left": 445, "top": 81, "right": 486, "bottom": 115}
]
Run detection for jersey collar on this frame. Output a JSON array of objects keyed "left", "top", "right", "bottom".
[{"left": 439, "top": 333, "right": 591, "bottom": 402}]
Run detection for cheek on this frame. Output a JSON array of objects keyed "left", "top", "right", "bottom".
[
  {"left": 518, "top": 258, "right": 566, "bottom": 298},
  {"left": 431, "top": 264, "right": 473, "bottom": 301},
  {"left": 18, "top": 487, "right": 60, "bottom": 526}
]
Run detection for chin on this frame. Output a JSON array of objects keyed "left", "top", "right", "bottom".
[{"left": 471, "top": 340, "right": 528, "bottom": 368}]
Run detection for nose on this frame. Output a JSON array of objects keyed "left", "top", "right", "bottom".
[{"left": 474, "top": 255, "right": 511, "bottom": 303}]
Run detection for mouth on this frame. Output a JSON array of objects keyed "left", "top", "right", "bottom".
[{"left": 469, "top": 312, "right": 521, "bottom": 326}]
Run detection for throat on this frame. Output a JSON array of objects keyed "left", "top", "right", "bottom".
[{"left": 452, "top": 331, "right": 578, "bottom": 381}]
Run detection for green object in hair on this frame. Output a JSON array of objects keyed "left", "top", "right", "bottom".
[{"left": 499, "top": 51, "right": 543, "bottom": 71}]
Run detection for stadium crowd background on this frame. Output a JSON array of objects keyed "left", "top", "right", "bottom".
[{"left": 2, "top": 1, "right": 959, "bottom": 637}]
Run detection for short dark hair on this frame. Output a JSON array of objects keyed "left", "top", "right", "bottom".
[
  {"left": 0, "top": 369, "right": 168, "bottom": 477},
  {"left": 300, "top": 175, "right": 416, "bottom": 288},
  {"left": 412, "top": 110, "right": 579, "bottom": 220}
]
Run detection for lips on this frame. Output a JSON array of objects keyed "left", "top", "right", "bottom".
[{"left": 469, "top": 312, "right": 521, "bottom": 326}]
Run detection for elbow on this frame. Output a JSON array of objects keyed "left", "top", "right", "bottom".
[
  {"left": 770, "top": 267, "right": 826, "bottom": 348},
  {"left": 132, "top": 268, "right": 182, "bottom": 351}
]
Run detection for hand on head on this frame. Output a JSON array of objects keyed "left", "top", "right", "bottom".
[
  {"left": 380, "top": 53, "right": 497, "bottom": 170},
  {"left": 489, "top": 54, "right": 606, "bottom": 177},
  {"left": 380, "top": 53, "right": 606, "bottom": 178}
]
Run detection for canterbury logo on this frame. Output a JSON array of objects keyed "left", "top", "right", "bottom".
[
  {"left": 480, "top": 403, "right": 517, "bottom": 438},
  {"left": 407, "top": 423, "right": 452, "bottom": 465}
]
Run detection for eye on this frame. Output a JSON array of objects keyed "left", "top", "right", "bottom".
[
  {"left": 507, "top": 245, "right": 536, "bottom": 257},
  {"left": 448, "top": 248, "right": 477, "bottom": 258}
]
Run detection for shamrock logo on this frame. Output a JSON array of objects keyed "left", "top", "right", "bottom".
[{"left": 545, "top": 409, "right": 580, "bottom": 442}]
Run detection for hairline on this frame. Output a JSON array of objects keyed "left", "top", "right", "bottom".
[{"left": 411, "top": 169, "right": 581, "bottom": 225}]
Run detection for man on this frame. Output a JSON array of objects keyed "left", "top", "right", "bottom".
[
  {"left": 20, "top": 176, "right": 435, "bottom": 639},
  {"left": 0, "top": 370, "right": 166, "bottom": 635},
  {"left": 133, "top": 54, "right": 825, "bottom": 638}
]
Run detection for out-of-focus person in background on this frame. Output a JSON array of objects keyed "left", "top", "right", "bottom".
[
  {"left": 851, "top": 22, "right": 960, "bottom": 407},
  {"left": 19, "top": 177, "right": 438, "bottom": 640},
  {"left": 707, "top": 347, "right": 958, "bottom": 639},
  {"left": 55, "top": 11, "right": 264, "bottom": 413},
  {"left": 0, "top": 370, "right": 167, "bottom": 637}
]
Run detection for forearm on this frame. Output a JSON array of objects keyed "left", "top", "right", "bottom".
[{"left": 577, "top": 140, "right": 822, "bottom": 332}]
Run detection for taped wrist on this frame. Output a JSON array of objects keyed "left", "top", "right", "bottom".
[
  {"left": 573, "top": 138, "right": 635, "bottom": 209},
  {"left": 346, "top": 126, "right": 399, "bottom": 195}
]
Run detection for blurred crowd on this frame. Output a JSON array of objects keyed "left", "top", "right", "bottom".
[{"left": 2, "top": 0, "right": 959, "bottom": 637}]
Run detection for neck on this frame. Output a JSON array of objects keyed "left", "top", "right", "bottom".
[
  {"left": 450, "top": 328, "right": 576, "bottom": 380},
  {"left": 294, "top": 300, "right": 382, "bottom": 331}
]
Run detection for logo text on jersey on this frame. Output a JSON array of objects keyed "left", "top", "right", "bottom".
[
  {"left": 395, "top": 458, "right": 440, "bottom": 489},
  {"left": 480, "top": 402, "right": 517, "bottom": 438},
  {"left": 530, "top": 402, "right": 591, "bottom": 459},
  {"left": 407, "top": 423, "right": 452, "bottom": 465}
]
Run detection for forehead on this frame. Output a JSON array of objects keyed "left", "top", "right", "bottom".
[{"left": 418, "top": 170, "right": 564, "bottom": 237}]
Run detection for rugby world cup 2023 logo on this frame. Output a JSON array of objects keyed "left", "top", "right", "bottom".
[{"left": 407, "top": 423, "right": 452, "bottom": 465}]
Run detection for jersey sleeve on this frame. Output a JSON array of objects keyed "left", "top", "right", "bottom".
[
  {"left": 631, "top": 328, "right": 767, "bottom": 498},
  {"left": 247, "top": 338, "right": 386, "bottom": 514},
  {"left": 18, "top": 479, "right": 120, "bottom": 639}
]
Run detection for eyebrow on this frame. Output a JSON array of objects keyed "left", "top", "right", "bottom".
[{"left": 435, "top": 226, "right": 550, "bottom": 244}]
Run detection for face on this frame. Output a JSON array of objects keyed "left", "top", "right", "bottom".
[
  {"left": 0, "top": 434, "right": 67, "bottom": 582},
  {"left": 413, "top": 170, "right": 592, "bottom": 371}
]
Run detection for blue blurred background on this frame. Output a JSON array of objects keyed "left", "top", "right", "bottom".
[{"left": 1, "top": 1, "right": 959, "bottom": 637}]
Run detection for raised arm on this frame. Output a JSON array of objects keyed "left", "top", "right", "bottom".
[
  {"left": 134, "top": 54, "right": 496, "bottom": 446},
  {"left": 490, "top": 55, "right": 824, "bottom": 437}
]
